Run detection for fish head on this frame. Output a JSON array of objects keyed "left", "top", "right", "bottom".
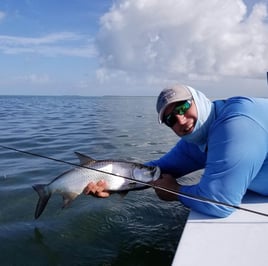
[{"left": 132, "top": 165, "right": 161, "bottom": 183}]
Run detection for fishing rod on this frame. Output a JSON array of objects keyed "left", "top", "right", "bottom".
[{"left": 1, "top": 144, "right": 268, "bottom": 217}]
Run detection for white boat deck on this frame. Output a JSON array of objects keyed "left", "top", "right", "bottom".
[{"left": 172, "top": 192, "right": 268, "bottom": 266}]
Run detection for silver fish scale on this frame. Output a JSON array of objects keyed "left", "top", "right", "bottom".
[
  {"left": 32, "top": 154, "right": 160, "bottom": 218},
  {"left": 48, "top": 161, "right": 145, "bottom": 196},
  {"left": 87, "top": 160, "right": 157, "bottom": 183}
]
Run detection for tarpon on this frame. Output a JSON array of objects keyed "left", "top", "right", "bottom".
[{"left": 32, "top": 152, "right": 161, "bottom": 219}]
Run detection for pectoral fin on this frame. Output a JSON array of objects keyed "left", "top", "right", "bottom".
[
  {"left": 117, "top": 191, "right": 129, "bottom": 198},
  {"left": 62, "top": 192, "right": 79, "bottom": 209}
]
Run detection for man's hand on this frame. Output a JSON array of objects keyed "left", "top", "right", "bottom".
[
  {"left": 152, "top": 174, "right": 180, "bottom": 201},
  {"left": 83, "top": 180, "right": 110, "bottom": 198}
]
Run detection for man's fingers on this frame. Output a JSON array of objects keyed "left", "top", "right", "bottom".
[
  {"left": 83, "top": 182, "right": 94, "bottom": 195},
  {"left": 96, "top": 191, "right": 110, "bottom": 198},
  {"left": 83, "top": 180, "right": 110, "bottom": 198}
]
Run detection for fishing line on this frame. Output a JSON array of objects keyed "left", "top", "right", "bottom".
[{"left": 1, "top": 144, "right": 268, "bottom": 217}]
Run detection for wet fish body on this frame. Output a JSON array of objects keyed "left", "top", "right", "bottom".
[{"left": 33, "top": 152, "right": 161, "bottom": 219}]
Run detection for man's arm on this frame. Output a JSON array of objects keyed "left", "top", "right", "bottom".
[{"left": 152, "top": 174, "right": 180, "bottom": 201}]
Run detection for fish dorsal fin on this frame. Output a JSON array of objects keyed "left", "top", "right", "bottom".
[{"left": 74, "top": 152, "right": 96, "bottom": 165}]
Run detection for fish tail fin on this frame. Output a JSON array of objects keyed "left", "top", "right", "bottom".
[{"left": 32, "top": 184, "right": 51, "bottom": 219}]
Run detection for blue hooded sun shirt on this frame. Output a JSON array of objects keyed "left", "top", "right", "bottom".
[{"left": 149, "top": 86, "right": 268, "bottom": 217}]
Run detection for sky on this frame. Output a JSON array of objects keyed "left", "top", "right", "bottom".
[{"left": 0, "top": 0, "right": 268, "bottom": 97}]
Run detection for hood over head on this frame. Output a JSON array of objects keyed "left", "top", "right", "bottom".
[{"left": 156, "top": 84, "right": 215, "bottom": 151}]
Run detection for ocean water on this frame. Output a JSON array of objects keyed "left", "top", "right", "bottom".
[{"left": 0, "top": 95, "right": 191, "bottom": 266}]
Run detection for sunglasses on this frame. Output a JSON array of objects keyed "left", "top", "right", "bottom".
[{"left": 163, "top": 100, "right": 192, "bottom": 127}]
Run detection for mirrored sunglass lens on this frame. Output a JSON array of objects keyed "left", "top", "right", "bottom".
[
  {"left": 174, "top": 101, "right": 191, "bottom": 115},
  {"left": 165, "top": 114, "right": 176, "bottom": 127},
  {"left": 163, "top": 100, "right": 191, "bottom": 127}
]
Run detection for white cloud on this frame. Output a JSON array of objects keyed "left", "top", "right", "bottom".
[
  {"left": 0, "top": 32, "right": 97, "bottom": 58},
  {"left": 15, "top": 73, "right": 50, "bottom": 84},
  {"left": 0, "top": 11, "right": 6, "bottom": 21},
  {"left": 0, "top": 32, "right": 80, "bottom": 45},
  {"left": 96, "top": 0, "right": 268, "bottom": 84}
]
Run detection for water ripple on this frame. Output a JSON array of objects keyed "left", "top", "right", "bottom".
[{"left": 0, "top": 96, "right": 187, "bottom": 265}]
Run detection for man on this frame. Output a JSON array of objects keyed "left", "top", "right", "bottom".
[{"left": 84, "top": 84, "right": 268, "bottom": 217}]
